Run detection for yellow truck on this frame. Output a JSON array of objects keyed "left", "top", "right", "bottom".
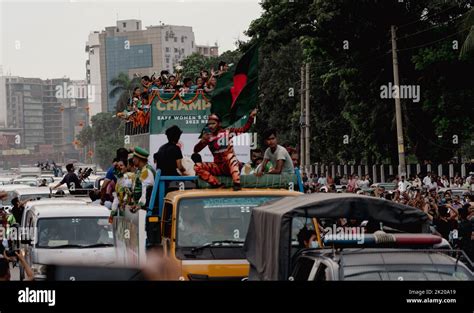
[{"left": 114, "top": 172, "right": 303, "bottom": 280}]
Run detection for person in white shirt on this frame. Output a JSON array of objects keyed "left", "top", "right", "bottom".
[
  {"left": 398, "top": 176, "right": 410, "bottom": 192},
  {"left": 427, "top": 177, "right": 438, "bottom": 192},
  {"left": 440, "top": 175, "right": 450, "bottom": 188},
  {"left": 358, "top": 175, "right": 370, "bottom": 189},
  {"left": 423, "top": 172, "right": 432, "bottom": 187},
  {"left": 318, "top": 174, "right": 327, "bottom": 186},
  {"left": 412, "top": 174, "right": 422, "bottom": 188}
]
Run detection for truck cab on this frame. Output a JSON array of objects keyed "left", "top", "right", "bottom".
[
  {"left": 160, "top": 189, "right": 300, "bottom": 280},
  {"left": 114, "top": 171, "right": 304, "bottom": 280}
]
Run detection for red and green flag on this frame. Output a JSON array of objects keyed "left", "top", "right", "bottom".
[{"left": 210, "top": 43, "right": 259, "bottom": 127}]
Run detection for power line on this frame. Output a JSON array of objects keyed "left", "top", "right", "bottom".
[
  {"left": 397, "top": 13, "right": 465, "bottom": 41},
  {"left": 397, "top": 27, "right": 470, "bottom": 52},
  {"left": 397, "top": 3, "right": 461, "bottom": 30}
]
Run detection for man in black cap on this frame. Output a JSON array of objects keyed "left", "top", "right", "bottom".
[
  {"left": 132, "top": 147, "right": 155, "bottom": 212},
  {"left": 153, "top": 125, "right": 188, "bottom": 177}
]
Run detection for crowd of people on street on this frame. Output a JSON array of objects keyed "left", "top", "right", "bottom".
[{"left": 300, "top": 170, "right": 474, "bottom": 259}]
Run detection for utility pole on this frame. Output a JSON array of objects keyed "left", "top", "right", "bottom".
[
  {"left": 391, "top": 25, "right": 406, "bottom": 176},
  {"left": 300, "top": 65, "right": 305, "bottom": 170},
  {"left": 305, "top": 62, "right": 311, "bottom": 173}
]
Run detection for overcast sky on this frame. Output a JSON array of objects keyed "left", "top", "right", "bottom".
[{"left": 0, "top": 0, "right": 262, "bottom": 80}]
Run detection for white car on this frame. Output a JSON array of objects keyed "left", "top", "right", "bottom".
[
  {"left": 12, "top": 177, "right": 39, "bottom": 187},
  {"left": 20, "top": 203, "right": 116, "bottom": 280},
  {"left": 0, "top": 185, "right": 33, "bottom": 210},
  {"left": 0, "top": 177, "right": 13, "bottom": 185},
  {"left": 9, "top": 187, "right": 52, "bottom": 203}
]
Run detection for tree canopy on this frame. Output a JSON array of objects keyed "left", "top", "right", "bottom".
[{"left": 244, "top": 0, "right": 474, "bottom": 164}]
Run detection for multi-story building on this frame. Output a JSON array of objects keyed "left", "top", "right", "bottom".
[
  {"left": 85, "top": 31, "right": 102, "bottom": 123},
  {"left": 3, "top": 76, "right": 45, "bottom": 150},
  {"left": 85, "top": 19, "right": 219, "bottom": 114},
  {"left": 196, "top": 44, "right": 219, "bottom": 58},
  {"left": 0, "top": 76, "right": 89, "bottom": 162}
]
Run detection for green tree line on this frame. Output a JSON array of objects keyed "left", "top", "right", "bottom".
[{"left": 244, "top": 0, "right": 474, "bottom": 164}]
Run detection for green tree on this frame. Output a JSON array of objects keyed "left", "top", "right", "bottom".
[
  {"left": 76, "top": 113, "right": 124, "bottom": 169},
  {"left": 460, "top": 8, "right": 474, "bottom": 58},
  {"left": 245, "top": 0, "right": 473, "bottom": 165},
  {"left": 109, "top": 72, "right": 140, "bottom": 113}
]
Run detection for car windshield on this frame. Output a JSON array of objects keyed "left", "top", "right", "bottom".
[
  {"left": 177, "top": 196, "right": 281, "bottom": 247},
  {"left": 344, "top": 265, "right": 472, "bottom": 281},
  {"left": 37, "top": 217, "right": 114, "bottom": 248}
]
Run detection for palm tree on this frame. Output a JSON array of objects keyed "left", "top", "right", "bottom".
[
  {"left": 460, "top": 8, "right": 474, "bottom": 59},
  {"left": 109, "top": 72, "right": 141, "bottom": 112}
]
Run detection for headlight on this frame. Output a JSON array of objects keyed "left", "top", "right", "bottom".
[{"left": 31, "top": 263, "right": 47, "bottom": 276}]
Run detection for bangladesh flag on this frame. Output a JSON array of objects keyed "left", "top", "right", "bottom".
[{"left": 210, "top": 43, "right": 259, "bottom": 127}]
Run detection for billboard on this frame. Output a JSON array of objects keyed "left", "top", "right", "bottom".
[{"left": 149, "top": 91, "right": 253, "bottom": 163}]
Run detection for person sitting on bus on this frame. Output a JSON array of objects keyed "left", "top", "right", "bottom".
[
  {"left": 193, "top": 109, "right": 257, "bottom": 191},
  {"left": 241, "top": 148, "right": 272, "bottom": 175},
  {"left": 256, "top": 128, "right": 295, "bottom": 177}
]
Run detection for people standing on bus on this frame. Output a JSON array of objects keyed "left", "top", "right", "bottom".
[
  {"left": 131, "top": 147, "right": 156, "bottom": 212},
  {"left": 101, "top": 148, "right": 130, "bottom": 205},
  {"left": 193, "top": 109, "right": 257, "bottom": 191},
  {"left": 110, "top": 159, "right": 136, "bottom": 222},
  {"left": 153, "top": 125, "right": 188, "bottom": 177}
]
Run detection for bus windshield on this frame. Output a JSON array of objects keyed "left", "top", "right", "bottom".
[{"left": 177, "top": 196, "right": 281, "bottom": 247}]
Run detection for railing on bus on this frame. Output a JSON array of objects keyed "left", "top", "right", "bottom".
[{"left": 147, "top": 168, "right": 305, "bottom": 218}]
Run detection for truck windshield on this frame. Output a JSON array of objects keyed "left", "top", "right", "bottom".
[
  {"left": 177, "top": 196, "right": 281, "bottom": 247},
  {"left": 37, "top": 217, "right": 114, "bottom": 248}
]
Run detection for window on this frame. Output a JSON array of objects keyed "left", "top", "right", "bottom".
[
  {"left": 181, "top": 48, "right": 184, "bottom": 53},
  {"left": 181, "top": 36, "right": 184, "bottom": 43},
  {"left": 123, "top": 22, "right": 126, "bottom": 28},
  {"left": 136, "top": 22, "right": 139, "bottom": 29},
  {"left": 191, "top": 41, "right": 194, "bottom": 48},
  {"left": 166, "top": 58, "right": 170, "bottom": 63},
  {"left": 174, "top": 48, "right": 178, "bottom": 53},
  {"left": 174, "top": 37, "right": 177, "bottom": 42},
  {"left": 165, "top": 47, "right": 170, "bottom": 52}
]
